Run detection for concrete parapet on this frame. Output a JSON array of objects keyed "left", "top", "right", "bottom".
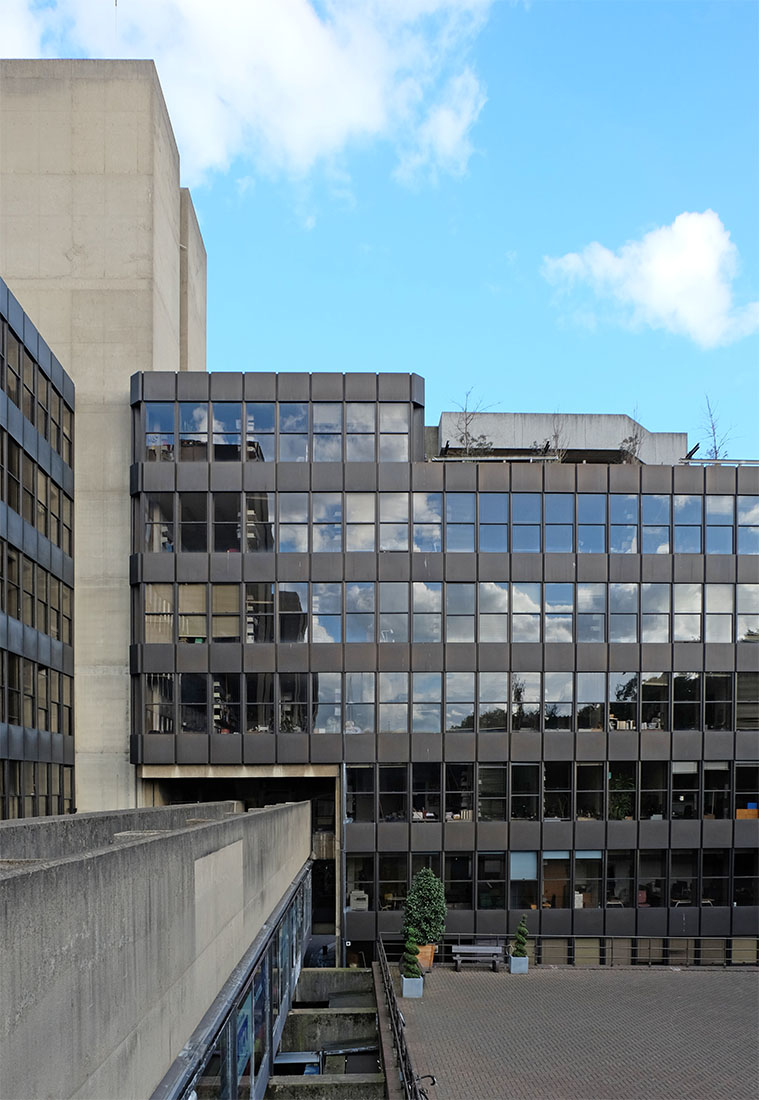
[
  {"left": 266, "top": 1075, "right": 386, "bottom": 1100},
  {"left": 296, "top": 969, "right": 374, "bottom": 1004},
  {"left": 0, "top": 801, "right": 310, "bottom": 1100}
]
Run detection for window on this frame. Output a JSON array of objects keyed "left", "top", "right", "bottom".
[
  {"left": 379, "top": 492, "right": 408, "bottom": 550},
  {"left": 379, "top": 765, "right": 407, "bottom": 821},
  {"left": 312, "top": 493, "right": 342, "bottom": 552},
  {"left": 703, "top": 763, "right": 730, "bottom": 819},
  {"left": 378, "top": 403, "right": 409, "bottom": 461},
  {"left": 245, "top": 492, "right": 274, "bottom": 551},
  {"left": 213, "top": 493, "right": 240, "bottom": 551},
  {"left": 178, "top": 402, "right": 207, "bottom": 460},
  {"left": 445, "top": 583, "right": 475, "bottom": 641},
  {"left": 673, "top": 672, "right": 700, "bottom": 729},
  {"left": 607, "top": 850, "right": 634, "bottom": 907},
  {"left": 641, "top": 672, "right": 669, "bottom": 730},
  {"left": 345, "top": 672, "right": 375, "bottom": 733},
  {"left": 279, "top": 582, "right": 308, "bottom": 643},
  {"left": 212, "top": 402, "right": 241, "bottom": 460},
  {"left": 512, "top": 582, "right": 540, "bottom": 641},
  {"left": 313, "top": 672, "right": 341, "bottom": 733},
  {"left": 478, "top": 581, "right": 508, "bottom": 642},
  {"left": 346, "top": 403, "right": 375, "bottom": 461},
  {"left": 412, "top": 582, "right": 441, "bottom": 642},
  {"left": 670, "top": 849, "right": 697, "bottom": 904},
  {"left": 246, "top": 672, "right": 274, "bottom": 733},
  {"left": 609, "top": 673, "right": 638, "bottom": 730},
  {"left": 378, "top": 671, "right": 408, "bottom": 733},
  {"left": 346, "top": 766, "right": 374, "bottom": 822},
  {"left": 311, "top": 583, "right": 342, "bottom": 643},
  {"left": 512, "top": 673, "right": 540, "bottom": 730},
  {"left": 672, "top": 762, "right": 699, "bottom": 819},
  {"left": 445, "top": 853, "right": 473, "bottom": 909},
  {"left": 212, "top": 585, "right": 240, "bottom": 642},
  {"left": 346, "top": 855, "right": 374, "bottom": 910},
  {"left": 610, "top": 494, "right": 638, "bottom": 553},
  {"left": 544, "top": 673, "right": 573, "bottom": 730},
  {"left": 641, "top": 583, "right": 669, "bottom": 642},
  {"left": 477, "top": 853, "right": 506, "bottom": 909},
  {"left": 736, "top": 673, "right": 759, "bottom": 729},
  {"left": 278, "top": 403, "right": 309, "bottom": 461},
  {"left": 576, "top": 764, "right": 604, "bottom": 819},
  {"left": 412, "top": 672, "right": 441, "bottom": 732},
  {"left": 178, "top": 493, "right": 207, "bottom": 552},
  {"left": 478, "top": 765, "right": 507, "bottom": 820},
  {"left": 412, "top": 492, "right": 442, "bottom": 552},
  {"left": 445, "top": 763, "right": 474, "bottom": 819},
  {"left": 509, "top": 851, "right": 538, "bottom": 909},
  {"left": 737, "top": 496, "right": 759, "bottom": 553},
  {"left": 577, "top": 494, "right": 605, "bottom": 553},
  {"left": 412, "top": 763, "right": 441, "bottom": 820},
  {"left": 479, "top": 493, "right": 508, "bottom": 552},
  {"left": 144, "top": 493, "right": 173, "bottom": 552},
  {"left": 642, "top": 494, "right": 670, "bottom": 554},
  {"left": 178, "top": 584, "right": 207, "bottom": 643},
  {"left": 577, "top": 582, "right": 605, "bottom": 642},
  {"left": 705, "top": 673, "right": 731, "bottom": 730},
  {"left": 577, "top": 673, "right": 605, "bottom": 731},
  {"left": 735, "top": 764, "right": 759, "bottom": 814},
  {"left": 702, "top": 849, "right": 729, "bottom": 906},
  {"left": 640, "top": 762, "right": 666, "bottom": 819},
  {"left": 542, "top": 852, "right": 570, "bottom": 908},
  {"left": 446, "top": 493, "right": 475, "bottom": 551},
  {"left": 510, "top": 764, "right": 539, "bottom": 820},
  {"left": 146, "top": 403, "right": 175, "bottom": 460},
  {"left": 545, "top": 493, "right": 573, "bottom": 552},
  {"left": 345, "top": 582, "right": 374, "bottom": 642},
  {"left": 673, "top": 494, "right": 702, "bottom": 552},
  {"left": 246, "top": 402, "right": 275, "bottom": 461},
  {"left": 609, "top": 583, "right": 637, "bottom": 642},
  {"left": 637, "top": 851, "right": 665, "bottom": 908},
  {"left": 736, "top": 584, "right": 759, "bottom": 642},
  {"left": 145, "top": 583, "right": 173, "bottom": 643},
  {"left": 180, "top": 673, "right": 207, "bottom": 733},
  {"left": 543, "top": 762, "right": 571, "bottom": 818},
  {"left": 379, "top": 856, "right": 407, "bottom": 910},
  {"left": 312, "top": 403, "right": 343, "bottom": 461},
  {"left": 478, "top": 673, "right": 508, "bottom": 732},
  {"left": 346, "top": 493, "right": 375, "bottom": 551},
  {"left": 144, "top": 673, "right": 173, "bottom": 733},
  {"left": 574, "top": 852, "right": 602, "bottom": 908},
  {"left": 245, "top": 583, "right": 274, "bottom": 642},
  {"left": 705, "top": 495, "right": 734, "bottom": 553},
  {"left": 279, "top": 672, "right": 308, "bottom": 732},
  {"left": 609, "top": 763, "right": 637, "bottom": 820},
  {"left": 673, "top": 583, "right": 702, "bottom": 641},
  {"left": 379, "top": 581, "right": 408, "bottom": 642},
  {"left": 511, "top": 493, "right": 540, "bottom": 552},
  {"left": 278, "top": 493, "right": 309, "bottom": 552},
  {"left": 705, "top": 584, "right": 733, "bottom": 642},
  {"left": 544, "top": 583, "right": 573, "bottom": 642},
  {"left": 445, "top": 673, "right": 475, "bottom": 733}
]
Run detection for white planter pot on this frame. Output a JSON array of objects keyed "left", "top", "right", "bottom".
[
  {"left": 401, "top": 975, "right": 424, "bottom": 998},
  {"left": 509, "top": 955, "right": 529, "bottom": 974}
]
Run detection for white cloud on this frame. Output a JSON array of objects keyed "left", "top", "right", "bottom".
[
  {"left": 7, "top": 0, "right": 491, "bottom": 186},
  {"left": 542, "top": 210, "right": 759, "bottom": 349}
]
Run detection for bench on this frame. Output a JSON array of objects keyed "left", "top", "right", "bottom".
[{"left": 452, "top": 944, "right": 503, "bottom": 972}]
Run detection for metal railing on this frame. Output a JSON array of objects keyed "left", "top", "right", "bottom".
[
  {"left": 376, "top": 936, "right": 432, "bottom": 1100},
  {"left": 380, "top": 932, "right": 757, "bottom": 970}
]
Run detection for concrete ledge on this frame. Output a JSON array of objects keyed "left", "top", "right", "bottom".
[
  {"left": 266, "top": 1075, "right": 385, "bottom": 1100},
  {"left": 282, "top": 1008, "right": 379, "bottom": 1050}
]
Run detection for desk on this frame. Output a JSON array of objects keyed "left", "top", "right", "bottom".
[{"left": 606, "top": 898, "right": 624, "bottom": 908}]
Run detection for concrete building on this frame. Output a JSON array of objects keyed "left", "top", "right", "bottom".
[
  {"left": 128, "top": 373, "right": 759, "bottom": 963},
  {"left": 0, "top": 59, "right": 206, "bottom": 811}
]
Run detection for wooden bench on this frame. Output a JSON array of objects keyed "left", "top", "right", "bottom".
[{"left": 452, "top": 944, "right": 503, "bottom": 972}]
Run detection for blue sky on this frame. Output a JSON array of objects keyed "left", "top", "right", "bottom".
[{"left": 8, "top": 0, "right": 759, "bottom": 454}]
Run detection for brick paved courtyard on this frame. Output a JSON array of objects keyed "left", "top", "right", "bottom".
[{"left": 399, "top": 967, "right": 759, "bottom": 1100}]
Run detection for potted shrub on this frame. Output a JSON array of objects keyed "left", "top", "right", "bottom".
[
  {"left": 509, "top": 914, "right": 530, "bottom": 974},
  {"left": 400, "top": 937, "right": 424, "bottom": 998},
  {"left": 403, "top": 868, "right": 447, "bottom": 972}
]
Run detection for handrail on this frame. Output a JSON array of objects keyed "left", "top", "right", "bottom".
[{"left": 376, "top": 936, "right": 428, "bottom": 1100}]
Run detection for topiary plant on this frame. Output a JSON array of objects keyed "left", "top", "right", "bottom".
[
  {"left": 402, "top": 868, "right": 447, "bottom": 946},
  {"left": 401, "top": 938, "right": 422, "bottom": 979},
  {"left": 512, "top": 914, "right": 529, "bottom": 958}
]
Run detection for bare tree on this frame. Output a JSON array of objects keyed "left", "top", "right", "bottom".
[
  {"left": 701, "top": 395, "right": 731, "bottom": 460},
  {"left": 452, "top": 388, "right": 496, "bottom": 455},
  {"left": 619, "top": 406, "right": 643, "bottom": 464}
]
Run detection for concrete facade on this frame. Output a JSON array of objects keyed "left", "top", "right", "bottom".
[
  {"left": 0, "top": 800, "right": 310, "bottom": 1100},
  {"left": 437, "top": 411, "right": 688, "bottom": 465},
  {"left": 0, "top": 59, "right": 207, "bottom": 812}
]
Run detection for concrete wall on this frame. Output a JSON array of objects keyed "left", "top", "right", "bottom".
[
  {"left": 0, "top": 801, "right": 310, "bottom": 1100},
  {"left": 0, "top": 59, "right": 207, "bottom": 812},
  {"left": 437, "top": 411, "right": 688, "bottom": 465}
]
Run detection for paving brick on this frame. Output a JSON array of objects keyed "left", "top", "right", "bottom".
[{"left": 397, "top": 967, "right": 759, "bottom": 1100}]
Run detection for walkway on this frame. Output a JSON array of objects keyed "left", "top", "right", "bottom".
[{"left": 399, "top": 967, "right": 759, "bottom": 1100}]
